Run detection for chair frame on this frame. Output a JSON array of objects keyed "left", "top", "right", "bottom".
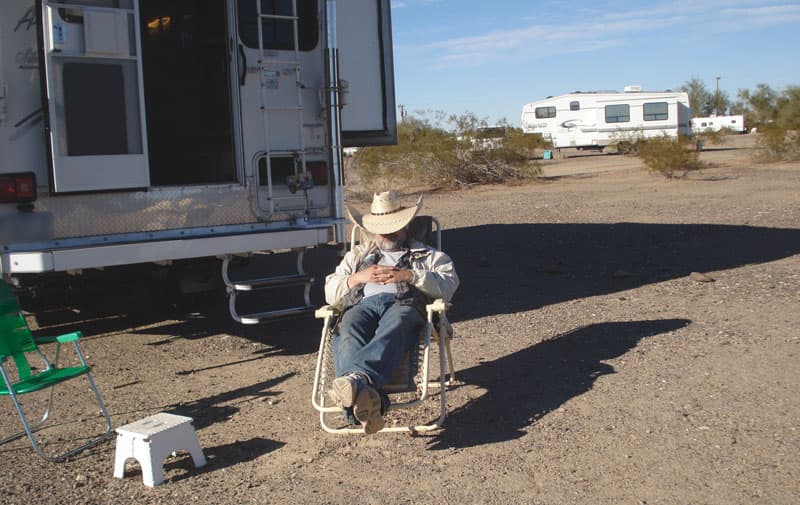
[
  {"left": 310, "top": 216, "right": 456, "bottom": 433},
  {"left": 1, "top": 284, "right": 113, "bottom": 462}
]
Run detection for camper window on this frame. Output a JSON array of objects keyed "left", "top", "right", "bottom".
[
  {"left": 643, "top": 102, "right": 668, "bottom": 121},
  {"left": 570, "top": 101, "right": 580, "bottom": 111},
  {"left": 238, "top": 0, "right": 319, "bottom": 51},
  {"left": 605, "top": 104, "right": 630, "bottom": 123},
  {"left": 535, "top": 106, "right": 556, "bottom": 119}
]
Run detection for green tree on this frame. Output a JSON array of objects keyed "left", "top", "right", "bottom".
[
  {"left": 710, "top": 89, "right": 731, "bottom": 116},
  {"left": 681, "top": 77, "right": 713, "bottom": 117},
  {"left": 775, "top": 85, "right": 800, "bottom": 130},
  {"left": 737, "top": 83, "right": 779, "bottom": 128},
  {"left": 681, "top": 77, "right": 730, "bottom": 116}
]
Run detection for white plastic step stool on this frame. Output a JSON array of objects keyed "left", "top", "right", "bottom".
[{"left": 113, "top": 412, "right": 206, "bottom": 487}]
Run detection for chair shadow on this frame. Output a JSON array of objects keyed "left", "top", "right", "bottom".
[
  {"left": 443, "top": 223, "right": 800, "bottom": 323},
  {"left": 428, "top": 318, "right": 690, "bottom": 450},
  {"left": 162, "top": 372, "right": 295, "bottom": 430}
]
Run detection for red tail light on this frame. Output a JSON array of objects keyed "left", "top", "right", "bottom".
[{"left": 0, "top": 172, "right": 37, "bottom": 203}]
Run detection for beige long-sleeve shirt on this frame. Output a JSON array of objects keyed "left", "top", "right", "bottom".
[{"left": 324, "top": 239, "right": 459, "bottom": 308}]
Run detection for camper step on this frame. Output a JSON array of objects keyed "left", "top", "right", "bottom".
[
  {"left": 236, "top": 306, "right": 317, "bottom": 325},
  {"left": 260, "top": 106, "right": 304, "bottom": 112},
  {"left": 231, "top": 273, "right": 313, "bottom": 291}
]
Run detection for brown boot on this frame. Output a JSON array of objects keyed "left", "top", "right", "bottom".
[{"left": 353, "top": 384, "right": 385, "bottom": 435}]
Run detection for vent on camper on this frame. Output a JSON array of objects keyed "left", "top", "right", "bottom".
[{"left": 624, "top": 85, "right": 642, "bottom": 92}]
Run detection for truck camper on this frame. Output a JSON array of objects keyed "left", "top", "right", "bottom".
[
  {"left": 521, "top": 87, "right": 692, "bottom": 152},
  {"left": 0, "top": 0, "right": 397, "bottom": 323}
]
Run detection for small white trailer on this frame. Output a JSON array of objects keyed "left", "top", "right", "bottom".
[
  {"left": 691, "top": 114, "right": 746, "bottom": 134},
  {"left": 1, "top": 0, "right": 397, "bottom": 323},
  {"left": 520, "top": 86, "right": 692, "bottom": 151}
]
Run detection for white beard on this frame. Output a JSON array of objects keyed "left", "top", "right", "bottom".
[{"left": 376, "top": 235, "right": 404, "bottom": 251}]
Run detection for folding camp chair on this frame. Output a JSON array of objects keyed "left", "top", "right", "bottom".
[
  {"left": 0, "top": 281, "right": 112, "bottom": 462},
  {"left": 311, "top": 216, "right": 456, "bottom": 433}
]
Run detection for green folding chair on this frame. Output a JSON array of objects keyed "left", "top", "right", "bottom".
[{"left": 0, "top": 281, "right": 112, "bottom": 462}]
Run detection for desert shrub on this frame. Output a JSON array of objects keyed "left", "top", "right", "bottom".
[
  {"left": 609, "top": 129, "right": 645, "bottom": 154},
  {"left": 738, "top": 84, "right": 800, "bottom": 161},
  {"left": 636, "top": 134, "right": 702, "bottom": 178},
  {"left": 754, "top": 124, "right": 800, "bottom": 162},
  {"left": 693, "top": 128, "right": 734, "bottom": 146},
  {"left": 349, "top": 112, "right": 542, "bottom": 192}
]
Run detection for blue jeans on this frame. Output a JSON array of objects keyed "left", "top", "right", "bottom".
[{"left": 333, "top": 293, "right": 424, "bottom": 389}]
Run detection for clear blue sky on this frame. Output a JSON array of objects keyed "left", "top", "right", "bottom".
[{"left": 389, "top": 0, "right": 800, "bottom": 126}]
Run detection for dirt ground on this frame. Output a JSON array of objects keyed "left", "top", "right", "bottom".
[{"left": 2, "top": 135, "right": 798, "bottom": 504}]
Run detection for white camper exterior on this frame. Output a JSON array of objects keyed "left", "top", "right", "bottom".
[
  {"left": 0, "top": 0, "right": 397, "bottom": 322},
  {"left": 691, "top": 115, "right": 746, "bottom": 133},
  {"left": 521, "top": 88, "right": 692, "bottom": 150}
]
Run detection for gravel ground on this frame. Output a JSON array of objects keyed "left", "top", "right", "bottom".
[{"left": 1, "top": 135, "right": 799, "bottom": 504}]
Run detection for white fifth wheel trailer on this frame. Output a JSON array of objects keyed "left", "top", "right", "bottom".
[
  {"left": 0, "top": 0, "right": 397, "bottom": 323},
  {"left": 691, "top": 115, "right": 746, "bottom": 134},
  {"left": 520, "top": 87, "right": 692, "bottom": 151}
]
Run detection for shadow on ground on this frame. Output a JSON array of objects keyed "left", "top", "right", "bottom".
[
  {"left": 428, "top": 318, "right": 691, "bottom": 450},
  {"left": 20, "top": 223, "right": 800, "bottom": 352},
  {"left": 443, "top": 223, "right": 800, "bottom": 323},
  {"left": 163, "top": 372, "right": 296, "bottom": 430}
]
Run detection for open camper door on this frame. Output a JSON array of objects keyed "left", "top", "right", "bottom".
[
  {"left": 337, "top": 0, "right": 396, "bottom": 147},
  {"left": 38, "top": 0, "right": 149, "bottom": 193}
]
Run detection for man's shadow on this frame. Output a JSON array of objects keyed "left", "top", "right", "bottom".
[{"left": 429, "top": 318, "right": 689, "bottom": 449}]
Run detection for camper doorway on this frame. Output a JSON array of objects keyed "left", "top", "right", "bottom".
[{"left": 139, "top": 0, "right": 236, "bottom": 186}]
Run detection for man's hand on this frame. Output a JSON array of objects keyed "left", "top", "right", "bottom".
[{"left": 348, "top": 265, "right": 413, "bottom": 287}]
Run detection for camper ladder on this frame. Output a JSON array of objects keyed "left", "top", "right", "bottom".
[
  {"left": 221, "top": 249, "right": 316, "bottom": 324},
  {"left": 255, "top": 0, "right": 310, "bottom": 216}
]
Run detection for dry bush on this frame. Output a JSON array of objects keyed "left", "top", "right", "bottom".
[
  {"left": 753, "top": 125, "right": 800, "bottom": 162},
  {"left": 349, "top": 113, "right": 542, "bottom": 192},
  {"left": 636, "top": 134, "right": 702, "bottom": 178},
  {"left": 609, "top": 130, "right": 645, "bottom": 154}
]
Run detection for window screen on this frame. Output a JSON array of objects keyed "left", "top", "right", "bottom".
[
  {"left": 535, "top": 106, "right": 556, "bottom": 119},
  {"left": 238, "top": 0, "right": 319, "bottom": 51},
  {"left": 605, "top": 104, "right": 630, "bottom": 123},
  {"left": 643, "top": 102, "right": 668, "bottom": 121},
  {"left": 63, "top": 63, "right": 129, "bottom": 156}
]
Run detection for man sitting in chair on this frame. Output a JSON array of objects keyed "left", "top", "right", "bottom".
[{"left": 324, "top": 190, "right": 459, "bottom": 434}]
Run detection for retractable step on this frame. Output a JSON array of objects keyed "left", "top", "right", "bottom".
[
  {"left": 231, "top": 273, "right": 313, "bottom": 291},
  {"left": 221, "top": 249, "right": 316, "bottom": 325},
  {"left": 235, "top": 306, "right": 318, "bottom": 325}
]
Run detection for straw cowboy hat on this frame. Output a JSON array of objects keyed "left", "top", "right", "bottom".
[{"left": 346, "top": 190, "right": 423, "bottom": 235}]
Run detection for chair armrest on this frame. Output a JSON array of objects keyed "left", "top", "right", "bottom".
[
  {"left": 34, "top": 331, "right": 82, "bottom": 345},
  {"left": 426, "top": 299, "right": 449, "bottom": 314},
  {"left": 315, "top": 305, "right": 339, "bottom": 319},
  {"left": 56, "top": 331, "right": 82, "bottom": 343}
]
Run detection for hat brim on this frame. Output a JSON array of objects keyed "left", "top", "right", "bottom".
[{"left": 346, "top": 195, "right": 423, "bottom": 235}]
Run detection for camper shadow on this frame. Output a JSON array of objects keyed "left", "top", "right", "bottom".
[
  {"left": 22, "top": 246, "right": 341, "bottom": 355},
  {"left": 443, "top": 222, "right": 800, "bottom": 322}
]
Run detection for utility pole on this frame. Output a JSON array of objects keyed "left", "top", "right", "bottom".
[{"left": 715, "top": 76, "right": 720, "bottom": 116}]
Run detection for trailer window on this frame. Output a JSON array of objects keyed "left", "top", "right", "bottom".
[
  {"left": 643, "top": 102, "right": 668, "bottom": 121},
  {"left": 605, "top": 104, "right": 630, "bottom": 123},
  {"left": 570, "top": 101, "right": 580, "bottom": 111},
  {"left": 238, "top": 0, "right": 319, "bottom": 51},
  {"left": 535, "top": 106, "right": 556, "bottom": 119}
]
